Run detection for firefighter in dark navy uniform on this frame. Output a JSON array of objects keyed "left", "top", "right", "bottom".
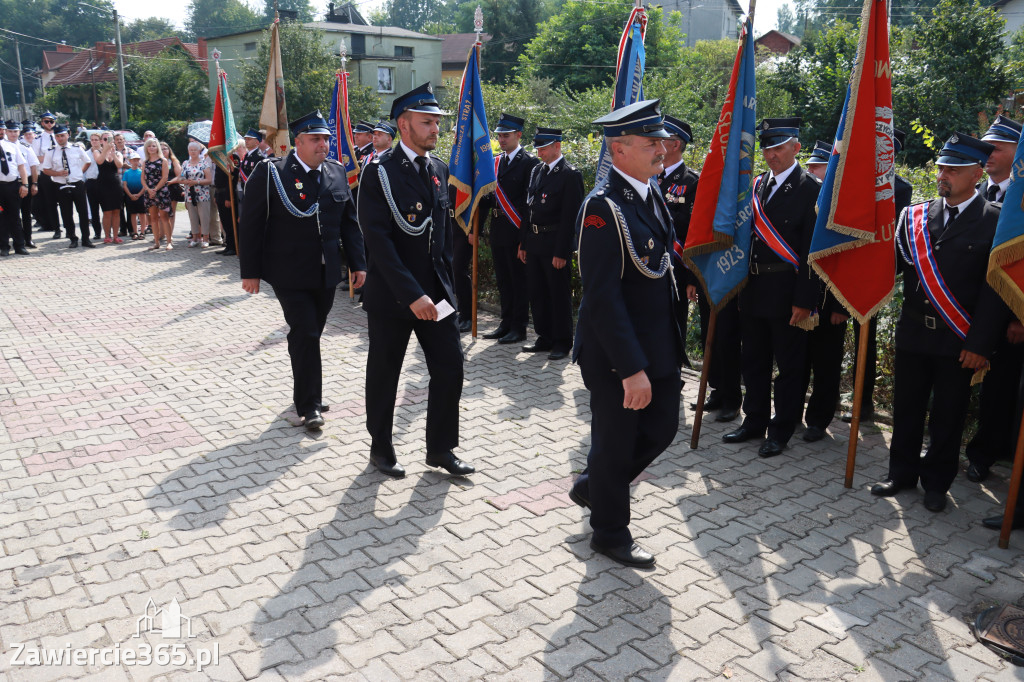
[
  {"left": 522, "top": 127, "right": 584, "bottom": 359},
  {"left": 358, "top": 83, "right": 475, "bottom": 480},
  {"left": 239, "top": 111, "right": 367, "bottom": 431},
  {"left": 237, "top": 128, "right": 267, "bottom": 197},
  {"left": 352, "top": 120, "right": 375, "bottom": 163},
  {"left": 722, "top": 117, "right": 822, "bottom": 458},
  {"left": 871, "top": 132, "right": 1007, "bottom": 512},
  {"left": 569, "top": 99, "right": 684, "bottom": 569}
]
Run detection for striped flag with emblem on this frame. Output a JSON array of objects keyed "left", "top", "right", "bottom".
[
  {"left": 448, "top": 40, "right": 496, "bottom": 235},
  {"left": 327, "top": 71, "right": 360, "bottom": 189},
  {"left": 988, "top": 133, "right": 1024, "bottom": 321},
  {"left": 207, "top": 69, "right": 238, "bottom": 176},
  {"left": 259, "top": 18, "right": 290, "bottom": 156},
  {"left": 595, "top": 5, "right": 648, "bottom": 185}
]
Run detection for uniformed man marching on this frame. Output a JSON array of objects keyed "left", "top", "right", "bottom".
[
  {"left": 41, "top": 125, "right": 92, "bottom": 248},
  {"left": 569, "top": 99, "right": 684, "bottom": 568},
  {"left": 239, "top": 111, "right": 367, "bottom": 431},
  {"left": 0, "top": 120, "right": 29, "bottom": 256},
  {"left": 722, "top": 118, "right": 821, "bottom": 458},
  {"left": 871, "top": 132, "right": 1007, "bottom": 512},
  {"left": 17, "top": 124, "right": 39, "bottom": 249},
  {"left": 522, "top": 127, "right": 584, "bottom": 359},
  {"left": 477, "top": 113, "right": 538, "bottom": 344},
  {"left": 357, "top": 83, "right": 475, "bottom": 479},
  {"left": 31, "top": 112, "right": 59, "bottom": 238},
  {"left": 237, "top": 129, "right": 266, "bottom": 197}
]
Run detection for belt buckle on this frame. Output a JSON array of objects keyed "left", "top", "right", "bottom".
[
  {"left": 750, "top": 262, "right": 759, "bottom": 275},
  {"left": 532, "top": 224, "right": 539, "bottom": 234},
  {"left": 924, "top": 315, "right": 937, "bottom": 330}
]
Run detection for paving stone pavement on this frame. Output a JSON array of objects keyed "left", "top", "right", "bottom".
[{"left": 2, "top": 235, "right": 1024, "bottom": 681}]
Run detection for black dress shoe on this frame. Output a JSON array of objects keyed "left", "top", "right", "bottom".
[
  {"left": 318, "top": 404, "right": 330, "bottom": 413},
  {"left": 803, "top": 426, "right": 826, "bottom": 442},
  {"left": 715, "top": 408, "right": 740, "bottom": 422},
  {"left": 457, "top": 319, "right": 472, "bottom": 333},
  {"left": 68, "top": 240, "right": 79, "bottom": 248},
  {"left": 590, "top": 539, "right": 655, "bottom": 568},
  {"left": 568, "top": 485, "right": 590, "bottom": 509},
  {"left": 52, "top": 231, "right": 62, "bottom": 239},
  {"left": 870, "top": 479, "right": 909, "bottom": 496},
  {"left": 220, "top": 249, "right": 237, "bottom": 256},
  {"left": 370, "top": 451, "right": 406, "bottom": 478},
  {"left": 758, "top": 439, "right": 785, "bottom": 458},
  {"left": 425, "top": 451, "right": 475, "bottom": 476},
  {"left": 547, "top": 349, "right": 569, "bottom": 360},
  {"left": 14, "top": 247, "right": 30, "bottom": 255},
  {"left": 25, "top": 242, "right": 37, "bottom": 249},
  {"left": 690, "top": 394, "right": 724, "bottom": 412},
  {"left": 967, "top": 462, "right": 990, "bottom": 483},
  {"left": 722, "top": 425, "right": 763, "bottom": 443},
  {"left": 498, "top": 331, "right": 527, "bottom": 344},
  {"left": 522, "top": 340, "right": 554, "bottom": 353},
  {"left": 482, "top": 327, "right": 509, "bottom": 340},
  {"left": 983, "top": 514, "right": 1024, "bottom": 530},
  {"left": 81, "top": 239, "right": 96, "bottom": 248},
  {"left": 302, "top": 409, "right": 324, "bottom": 431},
  {"left": 923, "top": 490, "right": 947, "bottom": 513}
]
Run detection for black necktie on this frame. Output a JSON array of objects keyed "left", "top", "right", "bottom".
[
  {"left": 946, "top": 205, "right": 959, "bottom": 229},
  {"left": 987, "top": 185, "right": 999, "bottom": 202},
  {"left": 308, "top": 168, "right": 321, "bottom": 196},
  {"left": 62, "top": 147, "right": 70, "bottom": 174},
  {"left": 763, "top": 176, "right": 777, "bottom": 203},
  {"left": 416, "top": 156, "right": 432, "bottom": 193},
  {"left": 499, "top": 154, "right": 509, "bottom": 174},
  {"left": 0, "top": 148, "right": 8, "bottom": 176}
]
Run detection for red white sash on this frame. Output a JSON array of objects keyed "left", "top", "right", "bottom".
[
  {"left": 903, "top": 201, "right": 971, "bottom": 340},
  {"left": 751, "top": 175, "right": 799, "bottom": 268},
  {"left": 493, "top": 155, "right": 521, "bottom": 228}
]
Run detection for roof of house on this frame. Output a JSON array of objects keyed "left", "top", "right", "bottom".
[
  {"left": 208, "top": 22, "right": 441, "bottom": 42},
  {"left": 44, "top": 37, "right": 206, "bottom": 87},
  {"left": 439, "top": 33, "right": 493, "bottom": 66},
  {"left": 755, "top": 30, "right": 802, "bottom": 46}
]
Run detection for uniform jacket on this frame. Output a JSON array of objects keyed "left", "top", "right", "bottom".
[
  {"left": 238, "top": 150, "right": 365, "bottom": 290},
  {"left": 659, "top": 162, "right": 699, "bottom": 242},
  {"left": 741, "top": 164, "right": 822, "bottom": 317},
  {"left": 895, "top": 196, "right": 1007, "bottom": 358},
  {"left": 357, "top": 147, "right": 457, "bottom": 318},
  {"left": 238, "top": 148, "right": 266, "bottom": 191},
  {"left": 524, "top": 156, "right": 585, "bottom": 259},
  {"left": 977, "top": 178, "right": 1007, "bottom": 204},
  {"left": 479, "top": 147, "right": 540, "bottom": 249},
  {"left": 572, "top": 170, "right": 684, "bottom": 380},
  {"left": 895, "top": 174, "right": 913, "bottom": 215}
]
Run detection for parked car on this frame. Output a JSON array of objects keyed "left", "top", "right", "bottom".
[{"left": 74, "top": 128, "right": 143, "bottom": 151}]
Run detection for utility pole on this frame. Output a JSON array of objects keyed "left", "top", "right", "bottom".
[
  {"left": 113, "top": 9, "right": 127, "bottom": 126},
  {"left": 15, "top": 39, "right": 28, "bottom": 120},
  {"left": 0, "top": 75, "right": 6, "bottom": 120}
]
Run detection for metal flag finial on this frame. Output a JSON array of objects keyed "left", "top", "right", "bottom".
[
  {"left": 474, "top": 5, "right": 483, "bottom": 35},
  {"left": 211, "top": 48, "right": 221, "bottom": 61}
]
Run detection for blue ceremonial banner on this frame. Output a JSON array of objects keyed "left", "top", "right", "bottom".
[
  {"left": 681, "top": 19, "right": 756, "bottom": 310},
  {"left": 327, "top": 72, "right": 360, "bottom": 189},
  {"left": 595, "top": 6, "right": 648, "bottom": 184},
  {"left": 449, "top": 42, "right": 497, "bottom": 235},
  {"left": 988, "top": 133, "right": 1024, "bottom": 322}
]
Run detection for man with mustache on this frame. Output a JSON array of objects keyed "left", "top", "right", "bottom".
[
  {"left": 357, "top": 83, "right": 475, "bottom": 479},
  {"left": 569, "top": 99, "right": 683, "bottom": 568}
]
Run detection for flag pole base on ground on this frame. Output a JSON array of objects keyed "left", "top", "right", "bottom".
[
  {"left": 690, "top": 307, "right": 717, "bottom": 449},
  {"left": 1000, "top": 407, "right": 1024, "bottom": 548},
  {"left": 844, "top": 321, "right": 870, "bottom": 488}
]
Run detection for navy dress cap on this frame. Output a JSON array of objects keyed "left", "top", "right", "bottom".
[
  {"left": 4, "top": 120, "right": 18, "bottom": 131},
  {"left": 807, "top": 140, "right": 833, "bottom": 165},
  {"left": 533, "top": 127, "right": 563, "bottom": 148},
  {"left": 289, "top": 111, "right": 332, "bottom": 137},
  {"left": 936, "top": 132, "right": 994, "bottom": 167},
  {"left": 758, "top": 117, "right": 802, "bottom": 149},
  {"left": 243, "top": 128, "right": 264, "bottom": 142},
  {"left": 593, "top": 99, "right": 670, "bottom": 138},
  {"left": 0, "top": 121, "right": 6, "bottom": 130},
  {"left": 39, "top": 112, "right": 56, "bottom": 120},
  {"left": 893, "top": 127, "right": 906, "bottom": 154},
  {"left": 373, "top": 120, "right": 397, "bottom": 137},
  {"left": 52, "top": 124, "right": 69, "bottom": 135},
  {"left": 662, "top": 116, "right": 692, "bottom": 143},
  {"left": 352, "top": 120, "right": 374, "bottom": 134},
  {"left": 389, "top": 82, "right": 448, "bottom": 120},
  {"left": 981, "top": 115, "right": 1022, "bottom": 144},
  {"left": 493, "top": 113, "right": 526, "bottom": 134}
]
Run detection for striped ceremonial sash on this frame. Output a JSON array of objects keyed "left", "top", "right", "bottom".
[
  {"left": 493, "top": 156, "right": 521, "bottom": 228},
  {"left": 904, "top": 201, "right": 971, "bottom": 340},
  {"left": 751, "top": 175, "right": 799, "bottom": 268}
]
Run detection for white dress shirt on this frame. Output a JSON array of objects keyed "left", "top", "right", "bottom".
[{"left": 44, "top": 144, "right": 91, "bottom": 184}]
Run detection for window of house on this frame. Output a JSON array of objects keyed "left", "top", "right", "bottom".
[
  {"left": 395, "top": 45, "right": 413, "bottom": 58},
  {"left": 377, "top": 67, "right": 394, "bottom": 93},
  {"left": 351, "top": 34, "right": 366, "bottom": 54},
  {"left": 244, "top": 42, "right": 257, "bottom": 51}
]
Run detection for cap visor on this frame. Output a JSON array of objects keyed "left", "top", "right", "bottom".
[
  {"left": 760, "top": 136, "right": 794, "bottom": 149},
  {"left": 936, "top": 156, "right": 980, "bottom": 167}
]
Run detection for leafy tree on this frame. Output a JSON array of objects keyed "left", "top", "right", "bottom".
[
  {"left": 124, "top": 44, "right": 210, "bottom": 121},
  {"left": 378, "top": 0, "right": 452, "bottom": 31},
  {"left": 518, "top": 0, "right": 685, "bottom": 92},
  {"left": 184, "top": 0, "right": 261, "bottom": 40},
  {"left": 236, "top": 21, "right": 382, "bottom": 128},
  {"left": 776, "top": 4, "right": 798, "bottom": 34},
  {"left": 259, "top": 0, "right": 315, "bottom": 23},
  {"left": 473, "top": 0, "right": 549, "bottom": 83},
  {"left": 122, "top": 17, "right": 182, "bottom": 43}
]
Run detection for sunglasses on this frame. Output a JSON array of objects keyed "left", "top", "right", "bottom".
[{"left": 42, "top": 119, "right": 54, "bottom": 123}]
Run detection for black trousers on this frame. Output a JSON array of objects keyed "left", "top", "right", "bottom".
[
  {"left": 35, "top": 174, "right": 59, "bottom": 233},
  {"left": 740, "top": 314, "right": 808, "bottom": 443},
  {"left": 490, "top": 237, "right": 528, "bottom": 334},
  {"left": 966, "top": 341, "right": 1024, "bottom": 468},
  {"left": 365, "top": 311, "right": 463, "bottom": 457},
  {"left": 271, "top": 284, "right": 336, "bottom": 416},
  {"left": 452, "top": 227, "right": 472, "bottom": 323},
  {"left": 525, "top": 232, "right": 573, "bottom": 350},
  {"left": 19, "top": 190, "right": 33, "bottom": 245},
  {"left": 697, "top": 294, "right": 743, "bottom": 409},
  {"left": 801, "top": 317, "right": 847, "bottom": 429},
  {"left": 216, "top": 195, "right": 236, "bottom": 252},
  {"left": 85, "top": 178, "right": 102, "bottom": 238},
  {"left": 575, "top": 355, "right": 681, "bottom": 547},
  {"left": 851, "top": 317, "right": 879, "bottom": 413},
  {"left": 0, "top": 182, "right": 23, "bottom": 250},
  {"left": 55, "top": 182, "right": 89, "bottom": 241},
  {"left": 888, "top": 348, "right": 974, "bottom": 493}
]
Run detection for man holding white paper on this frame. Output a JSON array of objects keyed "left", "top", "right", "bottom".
[{"left": 357, "top": 82, "right": 474, "bottom": 478}]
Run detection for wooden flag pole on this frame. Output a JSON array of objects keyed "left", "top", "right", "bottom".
[
  {"left": 690, "top": 307, "right": 717, "bottom": 448},
  {"left": 999, "top": 413, "right": 1024, "bottom": 548},
  {"left": 844, "top": 320, "right": 871, "bottom": 488}
]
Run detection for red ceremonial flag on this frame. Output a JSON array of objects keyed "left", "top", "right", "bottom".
[{"left": 807, "top": 0, "right": 895, "bottom": 323}]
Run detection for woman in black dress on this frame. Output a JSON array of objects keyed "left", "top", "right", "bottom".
[{"left": 93, "top": 132, "right": 124, "bottom": 243}]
